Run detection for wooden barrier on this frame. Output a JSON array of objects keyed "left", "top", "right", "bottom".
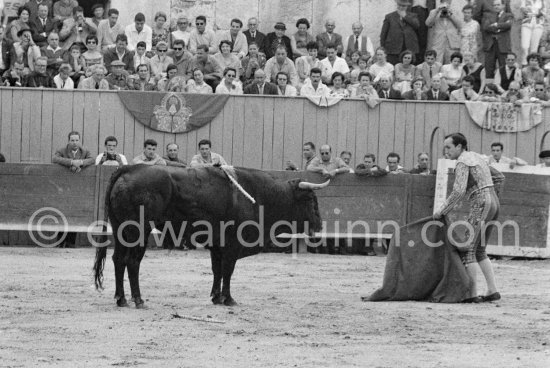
[{"left": 1, "top": 88, "right": 550, "bottom": 172}]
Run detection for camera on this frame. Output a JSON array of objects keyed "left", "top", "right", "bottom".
[
  {"left": 440, "top": 8, "right": 449, "bottom": 17},
  {"left": 106, "top": 153, "right": 117, "bottom": 161}
]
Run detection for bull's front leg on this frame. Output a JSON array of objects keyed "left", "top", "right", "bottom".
[
  {"left": 220, "top": 257, "right": 237, "bottom": 306},
  {"left": 210, "top": 249, "right": 222, "bottom": 304}
]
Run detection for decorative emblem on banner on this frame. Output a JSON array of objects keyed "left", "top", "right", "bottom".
[{"left": 153, "top": 93, "right": 193, "bottom": 133}]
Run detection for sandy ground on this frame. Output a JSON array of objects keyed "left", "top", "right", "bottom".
[{"left": 0, "top": 246, "right": 549, "bottom": 368}]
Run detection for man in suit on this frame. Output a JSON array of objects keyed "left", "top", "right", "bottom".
[
  {"left": 377, "top": 73, "right": 403, "bottom": 99},
  {"left": 481, "top": 0, "right": 512, "bottom": 79},
  {"left": 415, "top": 49, "right": 442, "bottom": 89},
  {"left": 344, "top": 22, "right": 374, "bottom": 65},
  {"left": 30, "top": 3, "right": 58, "bottom": 48},
  {"left": 473, "top": 0, "right": 511, "bottom": 23},
  {"left": 40, "top": 32, "right": 65, "bottom": 77},
  {"left": 59, "top": 6, "right": 97, "bottom": 51},
  {"left": 425, "top": 0, "right": 461, "bottom": 64},
  {"left": 25, "top": 0, "right": 54, "bottom": 19},
  {"left": 424, "top": 74, "right": 449, "bottom": 100},
  {"left": 411, "top": 0, "right": 436, "bottom": 63},
  {"left": 380, "top": 0, "right": 420, "bottom": 65},
  {"left": 263, "top": 22, "right": 293, "bottom": 60},
  {"left": 0, "top": 26, "right": 12, "bottom": 75},
  {"left": 244, "top": 69, "right": 278, "bottom": 95},
  {"left": 243, "top": 17, "right": 266, "bottom": 55},
  {"left": 316, "top": 19, "right": 343, "bottom": 59}
]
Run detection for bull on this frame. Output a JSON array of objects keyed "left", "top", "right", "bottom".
[{"left": 93, "top": 165, "right": 328, "bottom": 307}]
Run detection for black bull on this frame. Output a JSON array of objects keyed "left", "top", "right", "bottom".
[{"left": 93, "top": 165, "right": 328, "bottom": 307}]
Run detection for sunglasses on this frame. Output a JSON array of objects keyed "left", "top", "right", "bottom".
[
  {"left": 226, "top": 74, "right": 236, "bottom": 77},
  {"left": 196, "top": 22, "right": 204, "bottom": 25},
  {"left": 535, "top": 88, "right": 545, "bottom": 92},
  {"left": 158, "top": 49, "right": 167, "bottom": 52},
  {"left": 87, "top": 41, "right": 96, "bottom": 44},
  {"left": 173, "top": 47, "right": 183, "bottom": 51}
]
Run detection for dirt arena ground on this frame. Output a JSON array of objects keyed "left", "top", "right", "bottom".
[{"left": 0, "top": 246, "right": 549, "bottom": 368}]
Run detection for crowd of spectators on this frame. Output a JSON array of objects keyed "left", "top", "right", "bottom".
[{"left": 0, "top": 0, "right": 549, "bottom": 104}]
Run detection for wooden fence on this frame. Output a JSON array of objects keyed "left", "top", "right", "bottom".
[{"left": 1, "top": 88, "right": 550, "bottom": 170}]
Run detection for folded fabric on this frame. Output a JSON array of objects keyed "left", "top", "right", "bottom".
[{"left": 465, "top": 101, "right": 542, "bottom": 132}]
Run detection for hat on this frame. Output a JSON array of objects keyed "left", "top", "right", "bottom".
[
  {"left": 539, "top": 150, "right": 550, "bottom": 158},
  {"left": 110, "top": 60, "right": 126, "bottom": 67},
  {"left": 91, "top": 3, "right": 105, "bottom": 11},
  {"left": 274, "top": 22, "right": 286, "bottom": 30},
  {"left": 17, "top": 28, "right": 34, "bottom": 38}
]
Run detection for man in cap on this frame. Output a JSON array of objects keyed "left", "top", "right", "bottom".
[
  {"left": 538, "top": 150, "right": 550, "bottom": 168},
  {"left": 263, "top": 22, "right": 292, "bottom": 59},
  {"left": 380, "top": 0, "right": 420, "bottom": 65},
  {"left": 105, "top": 60, "right": 129, "bottom": 90}
]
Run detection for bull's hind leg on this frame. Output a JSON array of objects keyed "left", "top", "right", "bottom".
[
  {"left": 221, "top": 257, "right": 238, "bottom": 306},
  {"left": 210, "top": 249, "right": 223, "bottom": 304},
  {"left": 127, "top": 243, "right": 147, "bottom": 309},
  {"left": 112, "top": 238, "right": 129, "bottom": 307}
]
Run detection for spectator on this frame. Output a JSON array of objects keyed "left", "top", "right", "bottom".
[
  {"left": 316, "top": 18, "right": 343, "bottom": 59},
  {"left": 450, "top": 75, "right": 479, "bottom": 101},
  {"left": 241, "top": 42, "right": 266, "bottom": 87},
  {"left": 3, "top": 61, "right": 25, "bottom": 87},
  {"left": 307, "top": 144, "right": 350, "bottom": 179},
  {"left": 132, "top": 40, "right": 150, "bottom": 72},
  {"left": 243, "top": 17, "right": 266, "bottom": 55},
  {"left": 295, "top": 41, "right": 321, "bottom": 88},
  {"left": 40, "top": 32, "right": 64, "bottom": 76},
  {"left": 523, "top": 81, "right": 550, "bottom": 105},
  {"left": 212, "top": 40, "right": 242, "bottom": 80},
  {"left": 478, "top": 83, "right": 502, "bottom": 102},
  {"left": 348, "top": 50, "right": 362, "bottom": 71},
  {"left": 474, "top": 0, "right": 511, "bottom": 23},
  {"left": 105, "top": 60, "right": 129, "bottom": 90},
  {"left": 26, "top": 0, "right": 53, "bottom": 20},
  {"left": 171, "top": 15, "right": 191, "bottom": 49},
  {"left": 215, "top": 67, "right": 243, "bottom": 95},
  {"left": 411, "top": 0, "right": 435, "bottom": 63},
  {"left": 486, "top": 142, "right": 527, "bottom": 168},
  {"left": 494, "top": 52, "right": 522, "bottom": 92},
  {"left": 340, "top": 151, "right": 354, "bottom": 173},
  {"left": 11, "top": 29, "right": 41, "bottom": 76},
  {"left": 167, "top": 39, "right": 192, "bottom": 76},
  {"left": 538, "top": 150, "right": 550, "bottom": 167},
  {"left": 157, "top": 64, "right": 186, "bottom": 92},
  {"left": 95, "top": 136, "right": 128, "bottom": 166},
  {"left": 355, "top": 153, "right": 387, "bottom": 176},
  {"left": 377, "top": 73, "right": 402, "bottom": 100},
  {"left": 415, "top": 49, "right": 442, "bottom": 89},
  {"left": 393, "top": 49, "right": 416, "bottom": 94},
  {"left": 66, "top": 42, "right": 85, "bottom": 84},
  {"left": 215, "top": 18, "right": 248, "bottom": 59},
  {"left": 368, "top": 47, "right": 394, "bottom": 82},
  {"left": 319, "top": 43, "right": 349, "bottom": 85},
  {"left": 150, "top": 41, "right": 173, "bottom": 81},
  {"left": 300, "top": 67, "right": 330, "bottom": 97},
  {"left": 402, "top": 76, "right": 427, "bottom": 100},
  {"left": 380, "top": 0, "right": 420, "bottom": 65},
  {"left": 59, "top": 6, "right": 97, "bottom": 51},
  {"left": 128, "top": 63, "right": 156, "bottom": 91},
  {"left": 53, "top": 63, "right": 74, "bottom": 89},
  {"left": 0, "top": 153, "right": 5, "bottom": 162},
  {"left": 460, "top": 4, "right": 481, "bottom": 57},
  {"left": 23, "top": 55, "right": 54, "bottom": 87},
  {"left": 344, "top": 22, "right": 374, "bottom": 66},
  {"left": 53, "top": 0, "right": 78, "bottom": 22},
  {"left": 286, "top": 141, "right": 316, "bottom": 171},
  {"left": 409, "top": 152, "right": 436, "bottom": 175},
  {"left": 7, "top": 6, "right": 32, "bottom": 43},
  {"left": 82, "top": 35, "right": 103, "bottom": 69},
  {"left": 347, "top": 69, "right": 360, "bottom": 96},
  {"left": 481, "top": 0, "right": 512, "bottom": 79},
  {"left": 188, "top": 15, "right": 216, "bottom": 54},
  {"left": 132, "top": 139, "right": 167, "bottom": 165},
  {"left": 385, "top": 152, "right": 405, "bottom": 174},
  {"left": 426, "top": 0, "right": 461, "bottom": 64},
  {"left": 30, "top": 3, "right": 58, "bottom": 48},
  {"left": 0, "top": 26, "right": 11, "bottom": 75},
  {"left": 462, "top": 51, "right": 485, "bottom": 93},
  {"left": 537, "top": 28, "right": 550, "bottom": 69},
  {"left": 501, "top": 81, "right": 523, "bottom": 103},
  {"left": 441, "top": 51, "right": 463, "bottom": 91},
  {"left": 520, "top": 0, "right": 545, "bottom": 66},
  {"left": 104, "top": 34, "right": 134, "bottom": 73},
  {"left": 124, "top": 12, "right": 152, "bottom": 51},
  {"left": 78, "top": 63, "right": 109, "bottom": 89},
  {"left": 187, "top": 68, "right": 213, "bottom": 94},
  {"left": 163, "top": 143, "right": 187, "bottom": 167},
  {"left": 186, "top": 44, "right": 223, "bottom": 90},
  {"left": 275, "top": 71, "right": 297, "bottom": 96},
  {"left": 190, "top": 139, "right": 228, "bottom": 167},
  {"left": 425, "top": 73, "right": 449, "bottom": 100},
  {"left": 244, "top": 69, "right": 278, "bottom": 95},
  {"left": 521, "top": 52, "right": 544, "bottom": 88},
  {"left": 96, "top": 8, "right": 124, "bottom": 52},
  {"left": 264, "top": 22, "right": 293, "bottom": 60},
  {"left": 329, "top": 72, "right": 349, "bottom": 98},
  {"left": 88, "top": 3, "right": 105, "bottom": 28},
  {"left": 264, "top": 45, "right": 298, "bottom": 86},
  {"left": 151, "top": 11, "right": 171, "bottom": 51},
  {"left": 291, "top": 18, "right": 314, "bottom": 59},
  {"left": 351, "top": 71, "right": 378, "bottom": 100}
]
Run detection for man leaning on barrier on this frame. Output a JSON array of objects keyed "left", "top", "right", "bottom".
[{"left": 95, "top": 136, "right": 128, "bottom": 166}]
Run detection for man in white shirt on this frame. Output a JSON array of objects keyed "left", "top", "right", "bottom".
[
  {"left": 188, "top": 15, "right": 216, "bottom": 54},
  {"left": 171, "top": 15, "right": 191, "bottom": 49},
  {"left": 190, "top": 139, "right": 228, "bottom": 167},
  {"left": 124, "top": 12, "right": 152, "bottom": 51},
  {"left": 53, "top": 63, "right": 74, "bottom": 89},
  {"left": 96, "top": 136, "right": 128, "bottom": 166},
  {"left": 344, "top": 22, "right": 374, "bottom": 64},
  {"left": 97, "top": 8, "right": 124, "bottom": 52},
  {"left": 215, "top": 18, "right": 248, "bottom": 59},
  {"left": 485, "top": 142, "right": 527, "bottom": 168},
  {"left": 264, "top": 45, "right": 298, "bottom": 86},
  {"left": 300, "top": 68, "right": 331, "bottom": 97},
  {"left": 319, "top": 44, "right": 350, "bottom": 85}
]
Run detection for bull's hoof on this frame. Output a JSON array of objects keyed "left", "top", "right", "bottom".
[
  {"left": 116, "top": 297, "right": 129, "bottom": 307},
  {"left": 134, "top": 297, "right": 145, "bottom": 309},
  {"left": 223, "top": 296, "right": 237, "bottom": 306},
  {"left": 211, "top": 294, "right": 223, "bottom": 305}
]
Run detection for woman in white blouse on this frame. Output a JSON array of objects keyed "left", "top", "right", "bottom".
[
  {"left": 275, "top": 71, "right": 297, "bottom": 96},
  {"left": 187, "top": 68, "right": 213, "bottom": 94},
  {"left": 215, "top": 67, "right": 243, "bottom": 95}
]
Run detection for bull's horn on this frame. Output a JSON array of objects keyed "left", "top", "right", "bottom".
[{"left": 298, "top": 180, "right": 330, "bottom": 190}]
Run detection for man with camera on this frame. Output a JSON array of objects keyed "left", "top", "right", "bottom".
[
  {"left": 59, "top": 6, "right": 97, "bottom": 51},
  {"left": 95, "top": 136, "right": 128, "bottom": 167},
  {"left": 425, "top": 0, "right": 461, "bottom": 64}
]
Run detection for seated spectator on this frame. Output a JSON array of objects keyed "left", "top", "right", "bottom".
[
  {"left": 30, "top": 3, "right": 58, "bottom": 48},
  {"left": 523, "top": 81, "right": 550, "bottom": 105},
  {"left": 402, "top": 76, "right": 427, "bottom": 100},
  {"left": 215, "top": 18, "right": 248, "bottom": 59},
  {"left": 128, "top": 63, "right": 156, "bottom": 91},
  {"left": 163, "top": 143, "right": 187, "bottom": 167},
  {"left": 66, "top": 42, "right": 86, "bottom": 85},
  {"left": 103, "top": 34, "right": 134, "bottom": 74},
  {"left": 40, "top": 32, "right": 64, "bottom": 77},
  {"left": 125, "top": 12, "right": 152, "bottom": 52},
  {"left": 2, "top": 61, "right": 25, "bottom": 87},
  {"left": 215, "top": 67, "right": 243, "bottom": 94},
  {"left": 340, "top": 151, "right": 354, "bottom": 173},
  {"left": 243, "top": 69, "right": 278, "bottom": 95},
  {"left": 348, "top": 50, "right": 362, "bottom": 71},
  {"left": 171, "top": 15, "right": 191, "bottom": 49},
  {"left": 132, "top": 139, "right": 167, "bottom": 165},
  {"left": 286, "top": 141, "right": 316, "bottom": 171},
  {"left": 190, "top": 139, "right": 228, "bottom": 167},
  {"left": 385, "top": 152, "right": 405, "bottom": 174},
  {"left": 295, "top": 41, "right": 321, "bottom": 88},
  {"left": 291, "top": 18, "right": 315, "bottom": 59},
  {"left": 212, "top": 40, "right": 242, "bottom": 80},
  {"left": 105, "top": 60, "right": 129, "bottom": 90},
  {"left": 450, "top": 75, "right": 478, "bottom": 101},
  {"left": 409, "top": 152, "right": 436, "bottom": 175},
  {"left": 440, "top": 51, "right": 463, "bottom": 91},
  {"left": 275, "top": 71, "right": 297, "bottom": 96},
  {"left": 300, "top": 67, "right": 330, "bottom": 97},
  {"left": 263, "top": 22, "right": 293, "bottom": 60},
  {"left": 538, "top": 150, "right": 550, "bottom": 168},
  {"left": 88, "top": 3, "right": 105, "bottom": 28},
  {"left": 186, "top": 44, "right": 223, "bottom": 90},
  {"left": 243, "top": 17, "right": 266, "bottom": 55},
  {"left": 329, "top": 72, "right": 349, "bottom": 98},
  {"left": 241, "top": 42, "right": 266, "bottom": 87},
  {"left": 95, "top": 136, "right": 128, "bottom": 166},
  {"left": 415, "top": 49, "right": 442, "bottom": 90},
  {"left": 59, "top": 6, "right": 97, "bottom": 51},
  {"left": 53, "top": 0, "right": 78, "bottom": 22},
  {"left": 355, "top": 153, "right": 387, "bottom": 176},
  {"left": 319, "top": 43, "right": 349, "bottom": 85},
  {"left": 501, "top": 81, "right": 523, "bottom": 104},
  {"left": 425, "top": 74, "right": 449, "bottom": 100},
  {"left": 157, "top": 64, "right": 186, "bottom": 92},
  {"left": 393, "top": 49, "right": 416, "bottom": 94},
  {"left": 485, "top": 142, "right": 527, "bottom": 168},
  {"left": 11, "top": 29, "right": 41, "bottom": 76},
  {"left": 167, "top": 39, "right": 192, "bottom": 76},
  {"left": 132, "top": 41, "right": 151, "bottom": 72},
  {"left": 345, "top": 22, "right": 374, "bottom": 65},
  {"left": 494, "top": 52, "right": 521, "bottom": 93},
  {"left": 151, "top": 11, "right": 171, "bottom": 50},
  {"left": 264, "top": 45, "right": 298, "bottom": 86},
  {"left": 187, "top": 68, "right": 213, "bottom": 94},
  {"left": 462, "top": 51, "right": 485, "bottom": 93},
  {"left": 307, "top": 144, "right": 350, "bottom": 179},
  {"left": 351, "top": 71, "right": 378, "bottom": 101},
  {"left": 522, "top": 53, "right": 545, "bottom": 88},
  {"left": 188, "top": 15, "right": 216, "bottom": 54},
  {"left": 347, "top": 69, "right": 361, "bottom": 96},
  {"left": 377, "top": 73, "right": 402, "bottom": 100},
  {"left": 6, "top": 6, "right": 32, "bottom": 43},
  {"left": 96, "top": 8, "right": 123, "bottom": 52},
  {"left": 53, "top": 63, "right": 74, "bottom": 89},
  {"left": 78, "top": 64, "right": 109, "bottom": 89},
  {"left": 149, "top": 41, "right": 173, "bottom": 81},
  {"left": 316, "top": 18, "right": 344, "bottom": 59},
  {"left": 23, "top": 56, "right": 55, "bottom": 87},
  {"left": 368, "top": 47, "right": 394, "bottom": 83},
  {"left": 82, "top": 35, "right": 103, "bottom": 69},
  {"left": 478, "top": 83, "right": 502, "bottom": 102}
]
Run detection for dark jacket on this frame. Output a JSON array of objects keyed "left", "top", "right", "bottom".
[
  {"left": 243, "top": 82, "right": 278, "bottom": 95},
  {"left": 380, "top": 11, "right": 420, "bottom": 55},
  {"left": 263, "top": 32, "right": 293, "bottom": 60},
  {"left": 377, "top": 87, "right": 403, "bottom": 100},
  {"left": 425, "top": 89, "right": 449, "bottom": 101},
  {"left": 1, "top": 39, "right": 12, "bottom": 71},
  {"left": 243, "top": 29, "right": 266, "bottom": 54},
  {"left": 481, "top": 11, "right": 513, "bottom": 53},
  {"left": 52, "top": 145, "right": 95, "bottom": 167},
  {"left": 30, "top": 16, "right": 59, "bottom": 47},
  {"left": 473, "top": 0, "right": 511, "bottom": 23},
  {"left": 23, "top": 71, "right": 55, "bottom": 88},
  {"left": 103, "top": 48, "right": 135, "bottom": 74}
]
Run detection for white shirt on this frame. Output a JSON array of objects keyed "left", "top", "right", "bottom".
[
  {"left": 188, "top": 29, "right": 216, "bottom": 54},
  {"left": 95, "top": 153, "right": 128, "bottom": 166},
  {"left": 171, "top": 30, "right": 191, "bottom": 48},
  {"left": 124, "top": 23, "right": 153, "bottom": 51},
  {"left": 278, "top": 84, "right": 297, "bottom": 96},
  {"left": 215, "top": 79, "right": 243, "bottom": 95},
  {"left": 300, "top": 80, "right": 331, "bottom": 97},
  {"left": 319, "top": 56, "right": 350, "bottom": 80},
  {"left": 54, "top": 74, "right": 74, "bottom": 89}
]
